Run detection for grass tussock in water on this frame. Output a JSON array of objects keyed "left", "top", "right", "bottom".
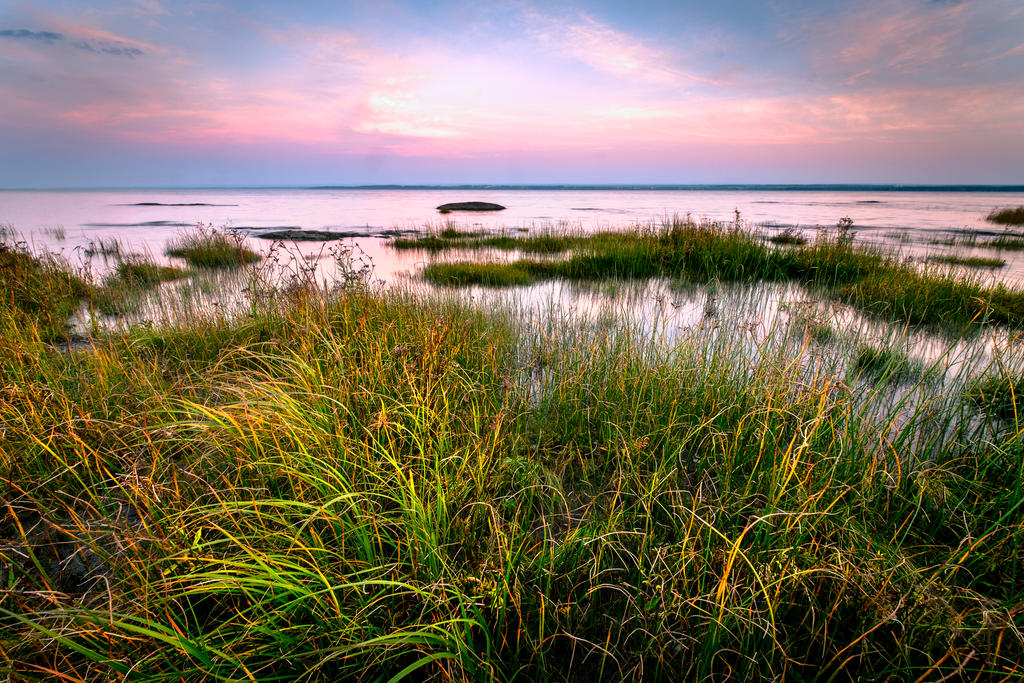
[
  {"left": 2, "top": 242, "right": 1024, "bottom": 680},
  {"left": 92, "top": 257, "right": 192, "bottom": 316},
  {"left": 166, "top": 224, "right": 261, "bottom": 268},
  {"left": 926, "top": 254, "right": 1006, "bottom": 268},
  {"left": 393, "top": 227, "right": 584, "bottom": 254},
  {"left": 986, "top": 235, "right": 1024, "bottom": 251},
  {"left": 420, "top": 217, "right": 1024, "bottom": 329},
  {"left": 766, "top": 228, "right": 807, "bottom": 246},
  {"left": 851, "top": 342, "right": 924, "bottom": 384},
  {"left": 987, "top": 206, "right": 1024, "bottom": 226}
]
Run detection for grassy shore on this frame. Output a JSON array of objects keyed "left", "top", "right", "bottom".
[
  {"left": 2, "top": 234, "right": 1023, "bottom": 681},
  {"left": 407, "top": 218, "right": 1024, "bottom": 329}
]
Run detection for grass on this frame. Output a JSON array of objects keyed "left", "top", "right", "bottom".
[
  {"left": 0, "top": 239, "right": 89, "bottom": 341},
  {"left": 92, "top": 258, "right": 191, "bottom": 316},
  {"left": 966, "top": 372, "right": 1024, "bottom": 420},
  {"left": 392, "top": 228, "right": 583, "bottom": 254},
  {"left": 987, "top": 235, "right": 1024, "bottom": 251},
  {"left": 851, "top": 343, "right": 924, "bottom": 384},
  {"left": 83, "top": 237, "right": 123, "bottom": 257},
  {"left": 2, "top": 230, "right": 1024, "bottom": 680},
  {"left": 766, "top": 228, "right": 807, "bottom": 246},
  {"left": 166, "top": 225, "right": 261, "bottom": 268},
  {"left": 420, "top": 217, "right": 1024, "bottom": 329},
  {"left": 987, "top": 206, "right": 1024, "bottom": 226},
  {"left": 40, "top": 225, "right": 66, "bottom": 240},
  {"left": 926, "top": 254, "right": 1006, "bottom": 268},
  {"left": 422, "top": 261, "right": 539, "bottom": 286}
]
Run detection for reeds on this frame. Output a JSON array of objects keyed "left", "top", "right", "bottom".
[
  {"left": 1, "top": 233, "right": 1023, "bottom": 680},
  {"left": 0, "top": 239, "right": 89, "bottom": 341},
  {"left": 926, "top": 254, "right": 1006, "bottom": 268},
  {"left": 986, "top": 206, "right": 1024, "bottom": 226},
  {"left": 416, "top": 217, "right": 1024, "bottom": 329},
  {"left": 166, "top": 225, "right": 261, "bottom": 268}
]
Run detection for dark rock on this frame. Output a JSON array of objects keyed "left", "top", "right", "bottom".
[
  {"left": 376, "top": 228, "right": 418, "bottom": 237},
  {"left": 436, "top": 202, "right": 506, "bottom": 212},
  {"left": 255, "top": 229, "right": 362, "bottom": 241},
  {"left": 117, "top": 202, "right": 237, "bottom": 207}
]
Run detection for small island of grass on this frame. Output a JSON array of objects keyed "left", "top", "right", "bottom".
[{"left": 986, "top": 206, "right": 1024, "bottom": 226}]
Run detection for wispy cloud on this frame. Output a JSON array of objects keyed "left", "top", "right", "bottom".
[
  {"left": 0, "top": 28, "right": 63, "bottom": 42},
  {"left": 71, "top": 40, "right": 143, "bottom": 57},
  {"left": 522, "top": 10, "right": 693, "bottom": 86},
  {"left": 0, "top": 25, "right": 146, "bottom": 57}
]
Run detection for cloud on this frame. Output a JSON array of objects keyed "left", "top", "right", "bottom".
[
  {"left": 72, "top": 40, "right": 144, "bottom": 57},
  {"left": 0, "top": 26, "right": 145, "bottom": 57},
  {"left": 0, "top": 29, "right": 63, "bottom": 42},
  {"left": 522, "top": 10, "right": 692, "bottom": 85}
]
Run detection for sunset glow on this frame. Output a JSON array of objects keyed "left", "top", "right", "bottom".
[{"left": 2, "top": 0, "right": 1022, "bottom": 186}]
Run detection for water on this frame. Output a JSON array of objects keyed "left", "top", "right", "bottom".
[
  {"left": 5, "top": 186, "right": 1024, "bottom": 358},
  {"left": 3, "top": 186, "right": 1023, "bottom": 267}
]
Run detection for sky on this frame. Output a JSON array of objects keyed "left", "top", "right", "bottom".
[{"left": 1, "top": 0, "right": 1023, "bottom": 187}]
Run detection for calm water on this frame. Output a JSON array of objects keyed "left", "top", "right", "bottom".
[{"left": 3, "top": 186, "right": 1024, "bottom": 283}]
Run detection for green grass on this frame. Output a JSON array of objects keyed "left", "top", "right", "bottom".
[
  {"left": 422, "top": 261, "right": 539, "bottom": 286},
  {"left": 986, "top": 206, "right": 1024, "bottom": 226},
  {"left": 166, "top": 226, "right": 261, "bottom": 268},
  {"left": 2, "top": 231, "right": 1024, "bottom": 680},
  {"left": 987, "top": 236, "right": 1024, "bottom": 251},
  {"left": 421, "top": 218, "right": 1024, "bottom": 329},
  {"left": 927, "top": 254, "right": 1006, "bottom": 268},
  {"left": 92, "top": 258, "right": 191, "bottom": 316},
  {"left": 851, "top": 343, "right": 924, "bottom": 384},
  {"left": 966, "top": 372, "right": 1024, "bottom": 420},
  {"left": 392, "top": 228, "right": 582, "bottom": 254},
  {"left": 0, "top": 239, "right": 89, "bottom": 342},
  {"left": 766, "top": 228, "right": 807, "bottom": 246}
]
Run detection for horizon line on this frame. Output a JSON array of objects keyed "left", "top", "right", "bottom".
[{"left": 4, "top": 183, "right": 1024, "bottom": 192}]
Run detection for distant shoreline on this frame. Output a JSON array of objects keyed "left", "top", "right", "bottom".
[{"left": 3, "top": 184, "right": 1024, "bottom": 192}]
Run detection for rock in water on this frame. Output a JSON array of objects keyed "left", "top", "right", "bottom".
[
  {"left": 255, "top": 229, "right": 361, "bottom": 241},
  {"left": 436, "top": 202, "right": 506, "bottom": 212}
]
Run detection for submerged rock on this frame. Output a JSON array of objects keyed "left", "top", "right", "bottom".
[
  {"left": 255, "top": 229, "right": 362, "bottom": 241},
  {"left": 436, "top": 201, "right": 506, "bottom": 212}
]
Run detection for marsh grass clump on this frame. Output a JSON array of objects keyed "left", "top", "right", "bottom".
[
  {"left": 0, "top": 239, "right": 89, "bottom": 341},
  {"left": 767, "top": 228, "right": 807, "bottom": 245},
  {"left": 987, "top": 235, "right": 1024, "bottom": 251},
  {"left": 83, "top": 236, "right": 123, "bottom": 257},
  {"left": 852, "top": 343, "right": 924, "bottom": 383},
  {"left": 392, "top": 227, "right": 581, "bottom": 254},
  {"left": 166, "top": 225, "right": 261, "bottom": 268},
  {"left": 423, "top": 261, "right": 538, "bottom": 286},
  {"left": 986, "top": 206, "right": 1024, "bottom": 226},
  {"left": 927, "top": 254, "right": 1006, "bottom": 268},
  {"left": 112, "top": 258, "right": 190, "bottom": 286},
  {"left": 92, "top": 257, "right": 191, "bottom": 316},
  {"left": 414, "top": 217, "right": 1024, "bottom": 329},
  {"left": 966, "top": 371, "right": 1024, "bottom": 419},
  {"left": 41, "top": 225, "right": 66, "bottom": 240}
]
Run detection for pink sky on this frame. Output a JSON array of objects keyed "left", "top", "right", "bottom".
[{"left": 1, "top": 0, "right": 1022, "bottom": 186}]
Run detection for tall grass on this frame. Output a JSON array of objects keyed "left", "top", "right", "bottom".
[
  {"left": 1, "top": 237, "right": 1023, "bottom": 680},
  {"left": 418, "top": 217, "right": 1024, "bottom": 329},
  {"left": 987, "top": 206, "right": 1024, "bottom": 226},
  {"left": 91, "top": 257, "right": 191, "bottom": 316},
  {"left": 0, "top": 239, "right": 89, "bottom": 342},
  {"left": 166, "top": 225, "right": 262, "bottom": 268}
]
